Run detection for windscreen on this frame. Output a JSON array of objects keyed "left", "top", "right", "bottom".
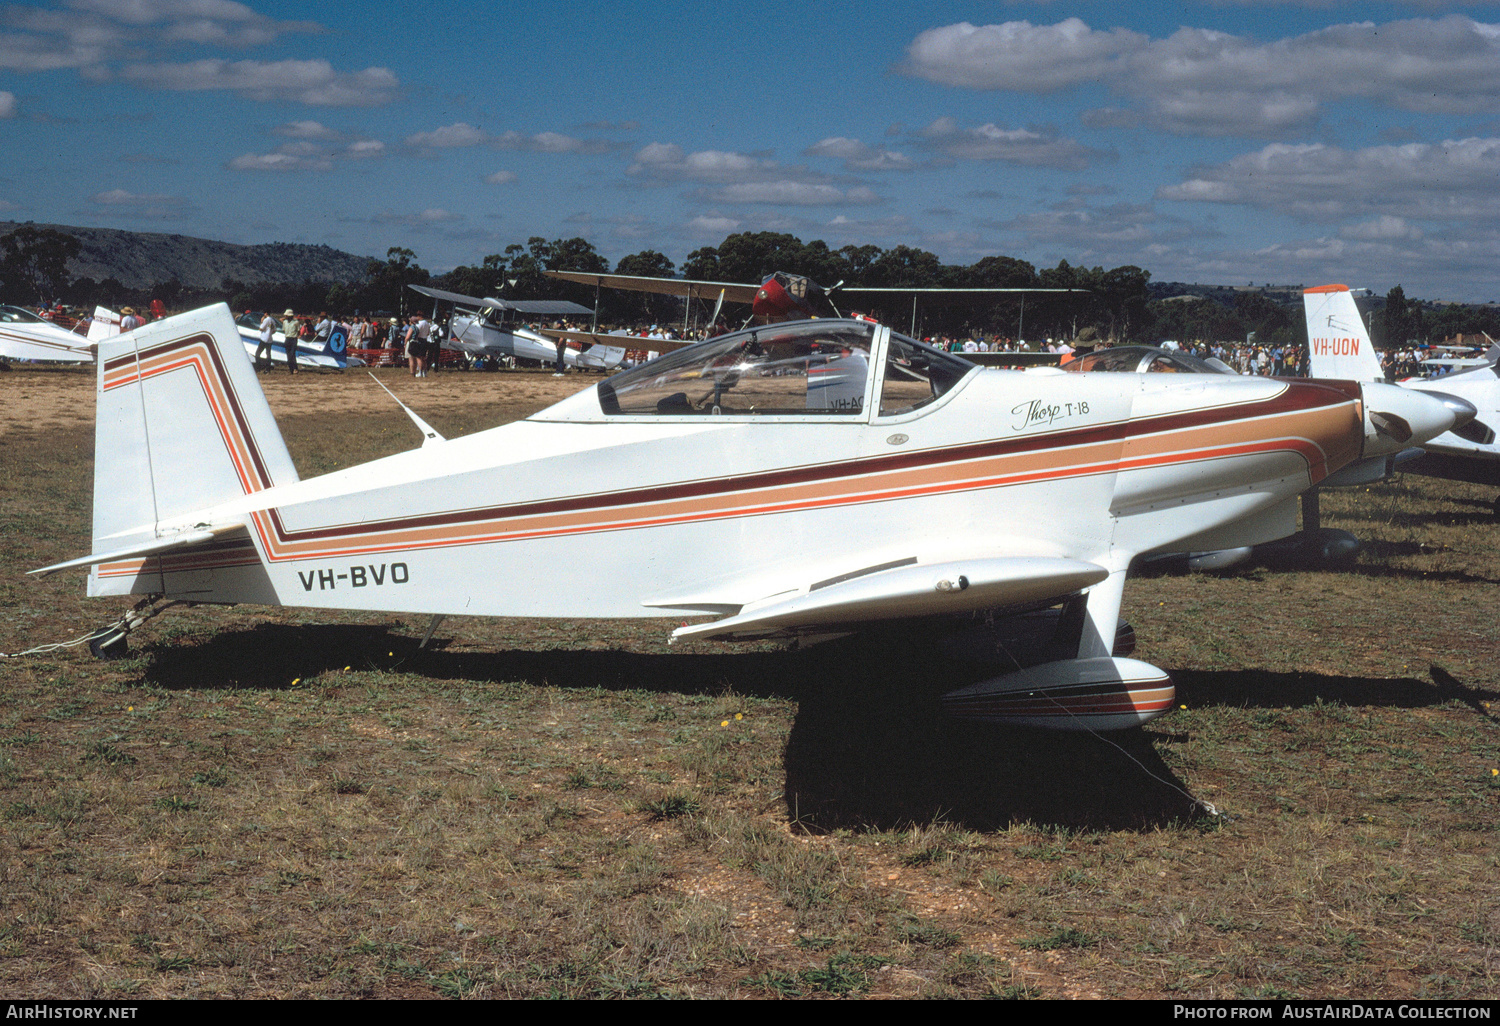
[
  {"left": 598, "top": 320, "right": 876, "bottom": 416},
  {"left": 878, "top": 331, "right": 975, "bottom": 415}
]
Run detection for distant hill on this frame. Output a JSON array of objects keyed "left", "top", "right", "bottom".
[{"left": 0, "top": 221, "right": 373, "bottom": 290}]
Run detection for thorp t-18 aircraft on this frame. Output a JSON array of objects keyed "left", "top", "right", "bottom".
[
  {"left": 32, "top": 304, "right": 1461, "bottom": 731},
  {"left": 1304, "top": 284, "right": 1500, "bottom": 504}
]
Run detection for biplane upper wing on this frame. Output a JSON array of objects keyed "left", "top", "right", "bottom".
[
  {"left": 543, "top": 271, "right": 761, "bottom": 305},
  {"left": 409, "top": 284, "right": 593, "bottom": 318},
  {"left": 839, "top": 286, "right": 1082, "bottom": 296}
]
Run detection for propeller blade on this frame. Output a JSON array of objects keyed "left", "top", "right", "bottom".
[{"left": 708, "top": 289, "right": 725, "bottom": 334}]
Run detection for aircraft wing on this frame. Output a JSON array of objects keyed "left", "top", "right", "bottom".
[
  {"left": 544, "top": 270, "right": 761, "bottom": 305},
  {"left": 1420, "top": 358, "right": 1492, "bottom": 370},
  {"left": 0, "top": 323, "right": 93, "bottom": 363},
  {"left": 0, "top": 308, "right": 94, "bottom": 362},
  {"left": 410, "top": 284, "right": 487, "bottom": 307},
  {"left": 652, "top": 556, "right": 1109, "bottom": 642},
  {"left": 409, "top": 284, "right": 592, "bottom": 317},
  {"left": 839, "top": 286, "right": 1083, "bottom": 297},
  {"left": 536, "top": 328, "right": 698, "bottom": 354}
]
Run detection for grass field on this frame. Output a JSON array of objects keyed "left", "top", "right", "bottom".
[{"left": 0, "top": 365, "right": 1496, "bottom": 999}]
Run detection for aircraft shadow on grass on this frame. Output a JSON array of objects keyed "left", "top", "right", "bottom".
[
  {"left": 1385, "top": 509, "right": 1500, "bottom": 529},
  {"left": 140, "top": 622, "right": 1494, "bottom": 833},
  {"left": 1133, "top": 554, "right": 1500, "bottom": 586},
  {"left": 1171, "top": 665, "right": 1497, "bottom": 719},
  {"left": 141, "top": 622, "right": 1197, "bottom": 830}
]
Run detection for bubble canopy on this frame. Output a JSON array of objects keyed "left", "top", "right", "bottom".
[{"left": 597, "top": 319, "right": 972, "bottom": 418}]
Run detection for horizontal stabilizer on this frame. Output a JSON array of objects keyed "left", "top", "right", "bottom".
[
  {"left": 671, "top": 557, "right": 1108, "bottom": 642},
  {"left": 31, "top": 523, "right": 247, "bottom": 578}
]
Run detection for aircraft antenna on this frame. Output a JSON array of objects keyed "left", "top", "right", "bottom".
[
  {"left": 125, "top": 333, "right": 168, "bottom": 594},
  {"left": 367, "top": 373, "right": 446, "bottom": 447}
]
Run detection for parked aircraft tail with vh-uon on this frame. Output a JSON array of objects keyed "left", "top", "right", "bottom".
[
  {"left": 33, "top": 303, "right": 1465, "bottom": 733},
  {"left": 1304, "top": 285, "right": 1500, "bottom": 499}
]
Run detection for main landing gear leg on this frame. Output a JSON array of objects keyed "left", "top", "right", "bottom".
[{"left": 1078, "top": 567, "right": 1128, "bottom": 661}]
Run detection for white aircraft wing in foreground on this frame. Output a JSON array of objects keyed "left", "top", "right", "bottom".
[
  {"left": 1304, "top": 284, "right": 1500, "bottom": 495},
  {"left": 0, "top": 305, "right": 93, "bottom": 363},
  {"left": 33, "top": 304, "right": 1462, "bottom": 732}
]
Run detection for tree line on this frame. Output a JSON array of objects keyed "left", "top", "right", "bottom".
[{"left": 4, "top": 224, "right": 1498, "bottom": 346}]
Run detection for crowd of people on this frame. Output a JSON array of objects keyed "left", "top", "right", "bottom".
[
  {"left": 19, "top": 299, "right": 1476, "bottom": 385},
  {"left": 247, "top": 309, "right": 447, "bottom": 377}
]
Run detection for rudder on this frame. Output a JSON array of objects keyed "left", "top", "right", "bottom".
[
  {"left": 89, "top": 304, "right": 299, "bottom": 599},
  {"left": 1304, "top": 285, "right": 1384, "bottom": 382}
]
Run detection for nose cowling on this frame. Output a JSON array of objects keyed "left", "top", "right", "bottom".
[{"left": 1360, "top": 382, "right": 1462, "bottom": 457}]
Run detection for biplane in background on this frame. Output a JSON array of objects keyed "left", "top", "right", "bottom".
[
  {"left": 408, "top": 285, "right": 625, "bottom": 371},
  {"left": 1304, "top": 284, "right": 1500, "bottom": 507},
  {"left": 31, "top": 304, "right": 1463, "bottom": 732},
  {"left": 543, "top": 269, "right": 1083, "bottom": 336}
]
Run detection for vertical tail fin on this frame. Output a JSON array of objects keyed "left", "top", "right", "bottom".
[
  {"left": 1304, "top": 285, "right": 1384, "bottom": 382},
  {"left": 89, "top": 303, "right": 299, "bottom": 598},
  {"left": 328, "top": 321, "right": 350, "bottom": 368},
  {"left": 87, "top": 306, "right": 121, "bottom": 342}
]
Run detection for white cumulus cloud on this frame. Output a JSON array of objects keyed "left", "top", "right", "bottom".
[
  {"left": 273, "top": 120, "right": 338, "bottom": 139},
  {"left": 901, "top": 15, "right": 1500, "bottom": 137},
  {"left": 688, "top": 214, "right": 741, "bottom": 234},
  {"left": 122, "top": 59, "right": 397, "bottom": 106},
  {"left": 1157, "top": 137, "right": 1500, "bottom": 221},
  {"left": 901, "top": 19, "right": 1146, "bottom": 91},
  {"left": 229, "top": 130, "right": 384, "bottom": 172},
  {"left": 405, "top": 122, "right": 486, "bottom": 148},
  {"left": 88, "top": 187, "right": 193, "bottom": 219},
  {"left": 404, "top": 124, "right": 617, "bottom": 154},
  {"left": 1342, "top": 215, "right": 1424, "bottom": 241},
  {"left": 805, "top": 137, "right": 918, "bottom": 171},
  {"left": 629, "top": 142, "right": 876, "bottom": 206},
  {"left": 916, "top": 118, "right": 1111, "bottom": 170},
  {"left": 702, "top": 182, "right": 879, "bottom": 206}
]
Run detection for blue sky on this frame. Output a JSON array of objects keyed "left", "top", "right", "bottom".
[{"left": 4, "top": 1, "right": 1500, "bottom": 300}]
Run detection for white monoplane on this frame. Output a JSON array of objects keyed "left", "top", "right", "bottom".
[
  {"left": 1304, "top": 285, "right": 1500, "bottom": 502},
  {"left": 33, "top": 304, "right": 1461, "bottom": 731}
]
